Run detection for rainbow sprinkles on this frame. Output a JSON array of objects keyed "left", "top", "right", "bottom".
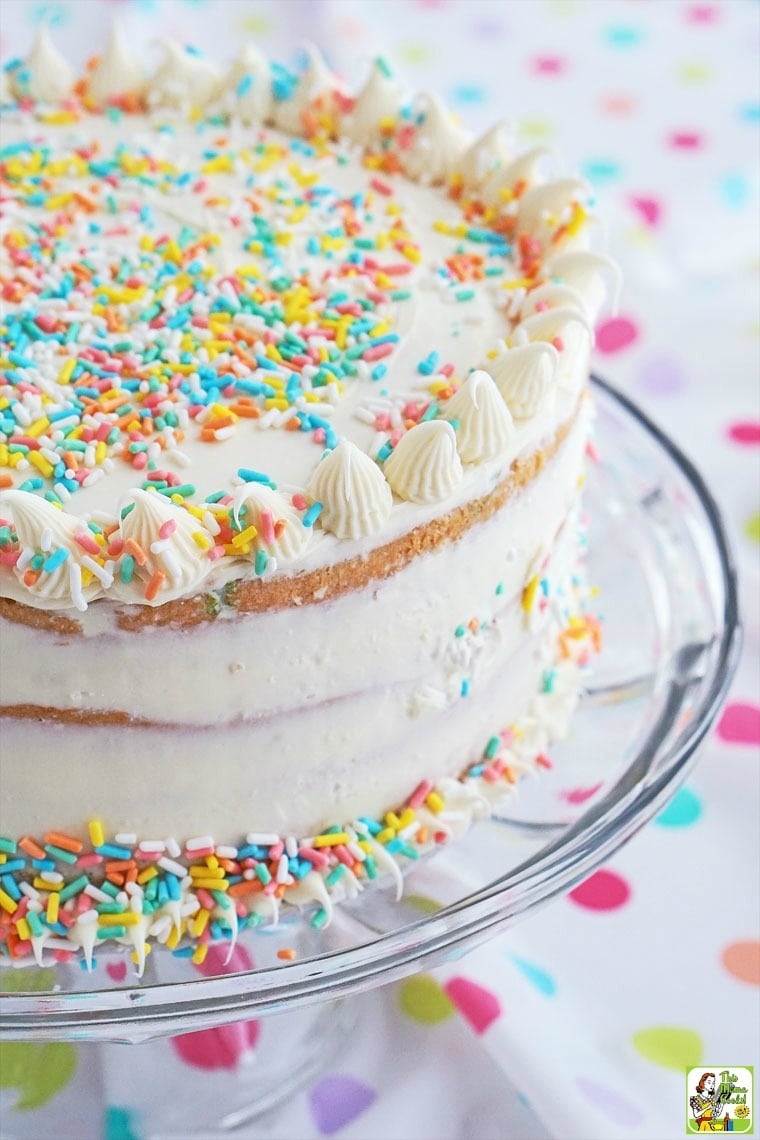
[{"left": 0, "top": 27, "right": 613, "bottom": 972}]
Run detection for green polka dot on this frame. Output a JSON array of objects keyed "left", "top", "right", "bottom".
[
  {"left": 406, "top": 893, "right": 444, "bottom": 915},
  {"left": 399, "top": 43, "right": 429, "bottom": 65},
  {"left": 744, "top": 513, "right": 760, "bottom": 543},
  {"left": 520, "top": 119, "right": 553, "bottom": 141},
  {"left": 399, "top": 974, "right": 456, "bottom": 1025},
  {"left": 678, "top": 62, "right": 712, "bottom": 83},
  {"left": 239, "top": 14, "right": 271, "bottom": 35},
  {"left": 632, "top": 1026, "right": 703, "bottom": 1071},
  {"left": 0, "top": 1041, "right": 78, "bottom": 1111}
]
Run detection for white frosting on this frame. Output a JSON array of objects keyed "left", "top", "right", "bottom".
[
  {"left": 442, "top": 370, "right": 514, "bottom": 463},
  {"left": 231, "top": 483, "right": 310, "bottom": 564},
  {"left": 483, "top": 342, "right": 559, "bottom": 420},
  {"left": 214, "top": 44, "right": 273, "bottom": 125},
  {"left": 516, "top": 178, "right": 591, "bottom": 251},
  {"left": 482, "top": 146, "right": 554, "bottom": 205},
  {"left": 274, "top": 44, "right": 337, "bottom": 135},
  {"left": 384, "top": 419, "right": 464, "bottom": 503},
  {"left": 147, "top": 40, "right": 219, "bottom": 111},
  {"left": 307, "top": 441, "right": 392, "bottom": 540},
  {"left": 453, "top": 122, "right": 512, "bottom": 191},
  {"left": 341, "top": 57, "right": 403, "bottom": 144},
  {"left": 0, "top": 66, "right": 11, "bottom": 105},
  {"left": 116, "top": 488, "right": 214, "bottom": 603},
  {"left": 519, "top": 281, "right": 588, "bottom": 321},
  {"left": 88, "top": 22, "right": 144, "bottom": 105},
  {"left": 11, "top": 26, "right": 75, "bottom": 104},
  {"left": 401, "top": 94, "right": 471, "bottom": 185},
  {"left": 518, "top": 307, "right": 594, "bottom": 392},
  {"left": 544, "top": 250, "right": 622, "bottom": 319}
]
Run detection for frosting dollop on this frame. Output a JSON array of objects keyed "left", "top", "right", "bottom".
[
  {"left": 87, "top": 22, "right": 144, "bottom": 106},
  {"left": 273, "top": 44, "right": 340, "bottom": 136},
  {"left": 518, "top": 307, "right": 594, "bottom": 392},
  {"left": 442, "top": 370, "right": 514, "bottom": 463},
  {"left": 231, "top": 483, "right": 310, "bottom": 565},
  {"left": 516, "top": 178, "right": 591, "bottom": 252},
  {"left": 451, "top": 122, "right": 511, "bottom": 191},
  {"left": 10, "top": 26, "right": 76, "bottom": 104},
  {"left": 342, "top": 57, "right": 403, "bottom": 144},
  {"left": 384, "top": 420, "right": 463, "bottom": 503},
  {"left": 147, "top": 40, "right": 219, "bottom": 111},
  {"left": 214, "top": 43, "right": 273, "bottom": 125},
  {"left": 0, "top": 491, "right": 108, "bottom": 611},
  {"left": 401, "top": 94, "right": 470, "bottom": 185},
  {"left": 307, "top": 441, "right": 393, "bottom": 540},
  {"left": 482, "top": 146, "right": 554, "bottom": 206},
  {"left": 117, "top": 489, "right": 213, "bottom": 603},
  {"left": 543, "top": 250, "right": 622, "bottom": 320},
  {"left": 483, "top": 342, "right": 559, "bottom": 419},
  {"left": 519, "top": 281, "right": 588, "bottom": 321}
]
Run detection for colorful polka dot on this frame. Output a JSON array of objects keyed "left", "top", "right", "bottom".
[
  {"left": 470, "top": 16, "right": 508, "bottom": 38},
  {"left": 398, "top": 974, "right": 456, "bottom": 1025},
  {"left": 399, "top": 42, "right": 430, "bottom": 64},
  {"left": 406, "top": 893, "right": 444, "bottom": 915},
  {"left": 581, "top": 158, "right": 623, "bottom": 185},
  {"left": 560, "top": 782, "right": 603, "bottom": 805},
  {"left": 668, "top": 131, "right": 704, "bottom": 150},
  {"left": 635, "top": 353, "right": 686, "bottom": 396},
  {"left": 600, "top": 94, "right": 637, "bottom": 116},
  {"left": 629, "top": 194, "right": 663, "bottom": 227},
  {"left": 727, "top": 421, "right": 760, "bottom": 446},
  {"left": 632, "top": 1026, "right": 703, "bottom": 1070},
  {"left": 744, "top": 513, "right": 760, "bottom": 543},
  {"left": 443, "top": 975, "right": 502, "bottom": 1035},
  {"left": 575, "top": 1077, "right": 644, "bottom": 1126},
  {"left": 509, "top": 954, "right": 557, "bottom": 997},
  {"left": 0, "top": 1040, "right": 78, "bottom": 1111},
  {"left": 719, "top": 174, "right": 751, "bottom": 209},
  {"left": 739, "top": 103, "right": 760, "bottom": 125},
  {"left": 104, "top": 1106, "right": 141, "bottom": 1140},
  {"left": 309, "top": 1074, "right": 377, "bottom": 1135},
  {"left": 721, "top": 940, "right": 760, "bottom": 986},
  {"left": 687, "top": 4, "right": 719, "bottom": 23},
  {"left": 171, "top": 1018, "right": 261, "bottom": 1071},
  {"left": 520, "top": 118, "right": 554, "bottom": 140},
  {"left": 604, "top": 25, "right": 644, "bottom": 48},
  {"left": 716, "top": 701, "right": 760, "bottom": 745},
  {"left": 568, "top": 868, "right": 631, "bottom": 911},
  {"left": 595, "top": 315, "right": 640, "bottom": 354},
  {"left": 678, "top": 62, "right": 712, "bottom": 83},
  {"left": 450, "top": 83, "right": 488, "bottom": 105},
  {"left": 532, "top": 56, "right": 567, "bottom": 76},
  {"left": 106, "top": 960, "right": 128, "bottom": 983},
  {"left": 655, "top": 785, "right": 702, "bottom": 827}
]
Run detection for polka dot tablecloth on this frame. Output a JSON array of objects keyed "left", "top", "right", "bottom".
[{"left": 1, "top": 2, "right": 758, "bottom": 1138}]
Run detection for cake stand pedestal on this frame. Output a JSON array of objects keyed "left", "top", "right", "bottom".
[{"left": 0, "top": 381, "right": 740, "bottom": 1136}]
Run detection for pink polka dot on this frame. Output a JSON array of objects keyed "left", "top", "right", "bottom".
[
  {"left": 721, "top": 940, "right": 760, "bottom": 986},
  {"left": 568, "top": 869, "right": 631, "bottom": 911},
  {"left": 443, "top": 976, "right": 502, "bottom": 1035},
  {"left": 727, "top": 420, "right": 760, "bottom": 446},
  {"left": 687, "top": 4, "right": 718, "bottom": 23},
  {"left": 600, "top": 94, "right": 636, "bottom": 116},
  {"left": 668, "top": 131, "right": 703, "bottom": 150},
  {"left": 560, "top": 783, "right": 603, "bottom": 805},
  {"left": 532, "top": 56, "right": 566, "bottom": 76},
  {"left": 629, "top": 194, "right": 663, "bottom": 228},
  {"left": 106, "top": 961, "right": 127, "bottom": 982},
  {"left": 194, "top": 941, "right": 254, "bottom": 976},
  {"left": 171, "top": 1018, "right": 261, "bottom": 1071},
  {"left": 595, "top": 316, "right": 639, "bottom": 354},
  {"left": 716, "top": 701, "right": 760, "bottom": 745}
]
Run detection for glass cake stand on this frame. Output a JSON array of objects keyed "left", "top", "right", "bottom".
[{"left": 0, "top": 378, "right": 741, "bottom": 1132}]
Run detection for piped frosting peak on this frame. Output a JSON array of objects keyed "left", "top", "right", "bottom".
[
  {"left": 307, "top": 441, "right": 392, "bottom": 540},
  {"left": 401, "top": 93, "right": 471, "bottom": 185},
  {"left": 10, "top": 26, "right": 76, "bottom": 104},
  {"left": 443, "top": 371, "right": 514, "bottom": 463},
  {"left": 117, "top": 489, "right": 214, "bottom": 603},
  {"left": 384, "top": 420, "right": 463, "bottom": 503},
  {"left": 215, "top": 43, "right": 273, "bottom": 124},
  {"left": 483, "top": 342, "right": 559, "bottom": 419},
  {"left": 147, "top": 40, "right": 220, "bottom": 111},
  {"left": 232, "top": 483, "right": 310, "bottom": 565},
  {"left": 87, "top": 22, "right": 144, "bottom": 107},
  {"left": 341, "top": 57, "right": 403, "bottom": 144}
]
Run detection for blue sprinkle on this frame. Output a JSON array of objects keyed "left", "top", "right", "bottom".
[{"left": 302, "top": 501, "right": 323, "bottom": 527}]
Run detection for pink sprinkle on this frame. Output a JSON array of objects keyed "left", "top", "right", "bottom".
[
  {"left": 727, "top": 421, "right": 760, "bottom": 446},
  {"left": 313, "top": 428, "right": 326, "bottom": 443},
  {"left": 370, "top": 177, "right": 393, "bottom": 196},
  {"left": 535, "top": 752, "right": 553, "bottom": 769},
  {"left": 196, "top": 889, "right": 216, "bottom": 911},
  {"left": 159, "top": 519, "right": 177, "bottom": 540},
  {"left": 362, "top": 343, "right": 395, "bottom": 362},
  {"left": 552, "top": 336, "right": 565, "bottom": 352},
  {"left": 259, "top": 508, "right": 276, "bottom": 546},
  {"left": 132, "top": 453, "right": 148, "bottom": 470},
  {"left": 440, "top": 363, "right": 455, "bottom": 378},
  {"left": 668, "top": 131, "right": 703, "bottom": 150},
  {"left": 291, "top": 493, "right": 308, "bottom": 511},
  {"left": 268, "top": 840, "right": 284, "bottom": 861},
  {"left": 77, "top": 853, "right": 103, "bottom": 868},
  {"left": 74, "top": 531, "right": 100, "bottom": 555},
  {"left": 298, "top": 846, "right": 329, "bottom": 870},
  {"left": 532, "top": 55, "right": 566, "bottom": 76},
  {"left": 407, "top": 779, "right": 434, "bottom": 809},
  {"left": 208, "top": 545, "right": 226, "bottom": 561}
]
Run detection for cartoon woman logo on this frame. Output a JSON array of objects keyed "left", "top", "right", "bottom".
[{"left": 690, "top": 1072, "right": 731, "bottom": 1132}]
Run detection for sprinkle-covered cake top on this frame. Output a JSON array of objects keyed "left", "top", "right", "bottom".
[{"left": 0, "top": 26, "right": 618, "bottom": 611}]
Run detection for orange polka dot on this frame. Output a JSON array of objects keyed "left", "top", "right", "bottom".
[{"left": 721, "top": 940, "right": 760, "bottom": 986}]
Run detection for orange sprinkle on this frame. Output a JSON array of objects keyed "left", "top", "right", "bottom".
[
  {"left": 124, "top": 538, "right": 147, "bottom": 566},
  {"left": 0, "top": 475, "right": 13, "bottom": 488},
  {"left": 277, "top": 948, "right": 297, "bottom": 961},
  {"left": 228, "top": 880, "right": 264, "bottom": 899},
  {"left": 144, "top": 569, "right": 165, "bottom": 602},
  {"left": 44, "top": 831, "right": 84, "bottom": 854},
  {"left": 19, "top": 836, "right": 46, "bottom": 860},
  {"left": 105, "top": 859, "right": 137, "bottom": 873}
]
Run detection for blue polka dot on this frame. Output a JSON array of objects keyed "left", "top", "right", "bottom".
[
  {"left": 105, "top": 1107, "right": 141, "bottom": 1140},
  {"left": 30, "top": 3, "right": 67, "bottom": 26},
  {"left": 450, "top": 83, "right": 488, "bottom": 105},
  {"left": 718, "top": 174, "right": 751, "bottom": 209},
  {"left": 739, "top": 103, "right": 760, "bottom": 124},
  {"left": 509, "top": 954, "right": 557, "bottom": 996},
  {"left": 581, "top": 158, "right": 623, "bottom": 185},
  {"left": 604, "top": 25, "right": 644, "bottom": 48},
  {"left": 655, "top": 786, "right": 702, "bottom": 828}
]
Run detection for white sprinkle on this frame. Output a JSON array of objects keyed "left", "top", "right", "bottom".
[
  {"left": 84, "top": 883, "right": 111, "bottom": 903},
  {"left": 165, "top": 836, "right": 181, "bottom": 858},
  {"left": 115, "top": 833, "right": 137, "bottom": 846},
  {"left": 138, "top": 841, "right": 165, "bottom": 854},
  {"left": 215, "top": 845, "right": 238, "bottom": 859},
  {"left": 158, "top": 856, "right": 186, "bottom": 878},
  {"left": 245, "top": 833, "right": 280, "bottom": 847},
  {"left": 40, "top": 871, "right": 63, "bottom": 885},
  {"left": 285, "top": 836, "right": 298, "bottom": 858},
  {"left": 185, "top": 836, "right": 215, "bottom": 852},
  {"left": 276, "top": 854, "right": 290, "bottom": 883},
  {"left": 40, "top": 528, "right": 52, "bottom": 553}
]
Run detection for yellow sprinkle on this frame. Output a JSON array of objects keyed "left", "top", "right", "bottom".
[
  {"left": 137, "top": 866, "right": 158, "bottom": 885},
  {"left": 192, "top": 879, "right": 229, "bottom": 891},
  {"left": 88, "top": 819, "right": 105, "bottom": 847},
  {"left": 312, "top": 832, "right": 350, "bottom": 848},
  {"left": 26, "top": 418, "right": 50, "bottom": 439},
  {"left": 192, "top": 531, "right": 212, "bottom": 550},
  {"left": 384, "top": 811, "right": 401, "bottom": 830},
  {"left": 28, "top": 451, "right": 54, "bottom": 479},
  {"left": 166, "top": 923, "right": 183, "bottom": 951},
  {"left": 189, "top": 865, "right": 225, "bottom": 879},
  {"left": 95, "top": 441, "right": 107, "bottom": 464},
  {"left": 230, "top": 525, "right": 258, "bottom": 549},
  {"left": 425, "top": 792, "right": 444, "bottom": 814},
  {"left": 522, "top": 575, "right": 540, "bottom": 613},
  {"left": 376, "top": 827, "right": 395, "bottom": 845},
  {"left": 0, "top": 889, "right": 17, "bottom": 913},
  {"left": 191, "top": 909, "right": 209, "bottom": 938},
  {"left": 46, "top": 893, "right": 60, "bottom": 924},
  {"left": 192, "top": 943, "right": 208, "bottom": 966},
  {"left": 398, "top": 808, "right": 416, "bottom": 830},
  {"left": 131, "top": 943, "right": 151, "bottom": 965},
  {"left": 98, "top": 912, "right": 141, "bottom": 927},
  {"left": 16, "top": 918, "right": 31, "bottom": 941},
  {"left": 33, "top": 877, "right": 60, "bottom": 892}
]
